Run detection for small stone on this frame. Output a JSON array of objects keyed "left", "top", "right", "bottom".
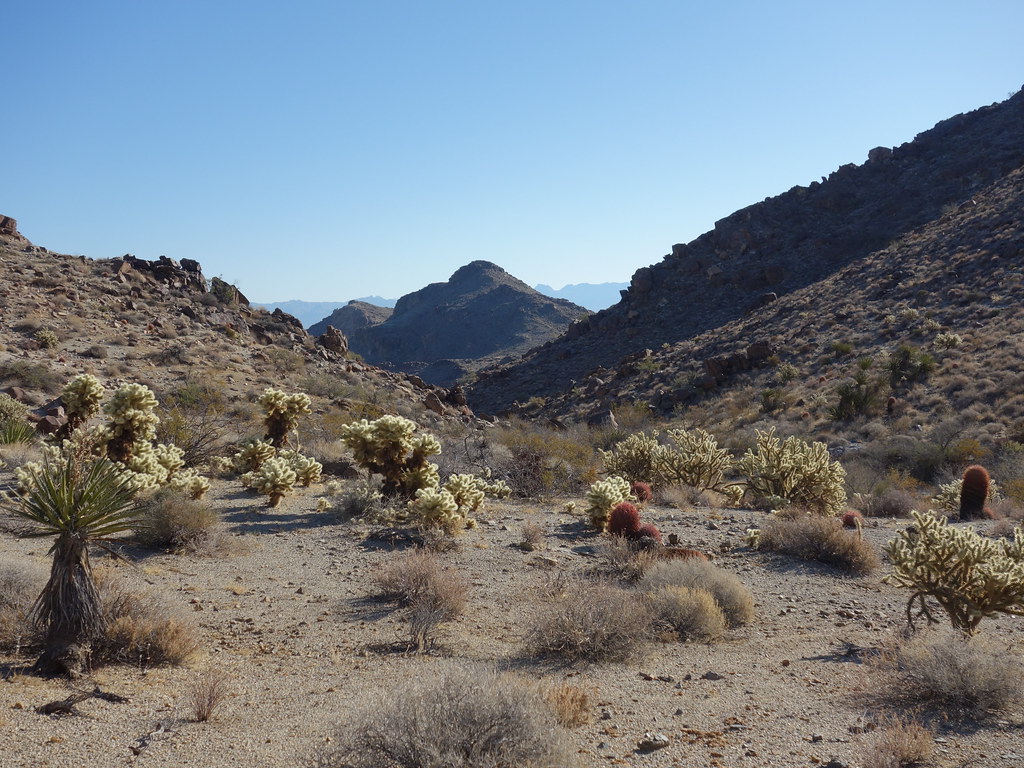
[
  {"left": 637, "top": 732, "right": 670, "bottom": 751},
  {"left": 701, "top": 671, "right": 724, "bottom": 681},
  {"left": 811, "top": 733, "right": 824, "bottom": 742}
]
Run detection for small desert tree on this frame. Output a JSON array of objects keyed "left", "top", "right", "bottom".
[{"left": 7, "top": 453, "right": 140, "bottom": 675}]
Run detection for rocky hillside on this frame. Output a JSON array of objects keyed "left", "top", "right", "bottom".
[
  {"left": 328, "top": 261, "right": 589, "bottom": 386},
  {"left": 308, "top": 300, "right": 394, "bottom": 338},
  {"left": 517, "top": 163, "right": 1024, "bottom": 443},
  {"left": 469, "top": 87, "right": 1024, "bottom": 415},
  {"left": 0, "top": 218, "right": 479, "bottom": 438}
]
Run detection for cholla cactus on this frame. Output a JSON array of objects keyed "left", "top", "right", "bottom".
[
  {"left": 103, "top": 382, "right": 160, "bottom": 462},
  {"left": 339, "top": 415, "right": 442, "bottom": 499},
  {"left": 0, "top": 393, "right": 28, "bottom": 424},
  {"left": 408, "top": 485, "right": 463, "bottom": 533},
  {"left": 257, "top": 388, "right": 312, "bottom": 448},
  {"left": 280, "top": 449, "right": 323, "bottom": 486},
  {"left": 885, "top": 510, "right": 1024, "bottom": 633},
  {"left": 59, "top": 374, "right": 105, "bottom": 438},
  {"left": 169, "top": 472, "right": 210, "bottom": 500},
  {"left": 658, "top": 427, "right": 743, "bottom": 503},
  {"left": 585, "top": 475, "right": 632, "bottom": 531},
  {"left": 600, "top": 431, "right": 661, "bottom": 484},
  {"left": 443, "top": 474, "right": 487, "bottom": 514},
  {"left": 242, "top": 456, "right": 297, "bottom": 507},
  {"left": 737, "top": 427, "right": 846, "bottom": 514},
  {"left": 231, "top": 439, "right": 277, "bottom": 474}
]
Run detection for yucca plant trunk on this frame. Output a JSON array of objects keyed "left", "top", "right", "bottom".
[{"left": 32, "top": 534, "right": 103, "bottom": 676}]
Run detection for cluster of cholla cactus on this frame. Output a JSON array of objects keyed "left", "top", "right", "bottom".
[
  {"left": 585, "top": 475, "right": 632, "bottom": 530},
  {"left": 339, "top": 415, "right": 442, "bottom": 499},
  {"left": 405, "top": 472, "right": 511, "bottom": 533},
  {"left": 257, "top": 387, "right": 311, "bottom": 448},
  {"left": 600, "top": 428, "right": 742, "bottom": 503},
  {"left": 885, "top": 510, "right": 1024, "bottom": 634},
  {"left": 58, "top": 374, "right": 105, "bottom": 439},
  {"left": 736, "top": 427, "right": 846, "bottom": 514},
  {"left": 221, "top": 437, "right": 322, "bottom": 507},
  {"left": 658, "top": 428, "right": 743, "bottom": 503}
]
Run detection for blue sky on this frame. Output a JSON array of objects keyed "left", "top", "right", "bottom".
[{"left": 4, "top": 1, "right": 1022, "bottom": 302}]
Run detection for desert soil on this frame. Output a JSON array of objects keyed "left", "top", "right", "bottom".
[{"left": 2, "top": 483, "right": 1023, "bottom": 768}]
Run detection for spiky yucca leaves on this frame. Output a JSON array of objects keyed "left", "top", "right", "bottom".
[
  {"left": 737, "top": 427, "right": 847, "bottom": 514},
  {"left": 885, "top": 510, "right": 1024, "bottom": 634},
  {"left": 7, "top": 454, "right": 140, "bottom": 675},
  {"left": 339, "top": 415, "right": 442, "bottom": 499},
  {"left": 585, "top": 476, "right": 631, "bottom": 531},
  {"left": 257, "top": 388, "right": 311, "bottom": 448},
  {"left": 58, "top": 374, "right": 105, "bottom": 439},
  {"left": 658, "top": 427, "right": 743, "bottom": 503}
]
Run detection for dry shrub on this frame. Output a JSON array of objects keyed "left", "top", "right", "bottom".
[
  {"left": 189, "top": 668, "right": 233, "bottom": 722},
  {"left": 374, "top": 549, "right": 468, "bottom": 650},
  {"left": 528, "top": 581, "right": 651, "bottom": 663},
  {"left": 312, "top": 665, "right": 575, "bottom": 768},
  {"left": 657, "top": 483, "right": 715, "bottom": 509},
  {"left": 543, "top": 681, "right": 593, "bottom": 728},
  {"left": 596, "top": 535, "right": 657, "bottom": 583},
  {"left": 641, "top": 559, "right": 754, "bottom": 627},
  {"left": 95, "top": 572, "right": 200, "bottom": 666},
  {"left": 647, "top": 585, "right": 726, "bottom": 642},
  {"left": 858, "top": 489, "right": 916, "bottom": 518},
  {"left": 858, "top": 715, "right": 935, "bottom": 768},
  {"left": 870, "top": 630, "right": 1024, "bottom": 718},
  {"left": 0, "top": 564, "right": 43, "bottom": 652},
  {"left": 135, "top": 489, "right": 223, "bottom": 554},
  {"left": 758, "top": 516, "right": 880, "bottom": 575},
  {"left": 520, "top": 521, "right": 546, "bottom": 551}
]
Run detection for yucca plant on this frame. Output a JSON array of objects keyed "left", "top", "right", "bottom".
[
  {"left": 7, "top": 454, "right": 140, "bottom": 675},
  {"left": 0, "top": 418, "right": 37, "bottom": 445}
]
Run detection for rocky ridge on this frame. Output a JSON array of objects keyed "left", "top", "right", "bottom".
[{"left": 469, "top": 87, "right": 1024, "bottom": 415}]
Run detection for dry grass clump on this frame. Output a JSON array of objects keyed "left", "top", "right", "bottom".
[
  {"left": 869, "top": 630, "right": 1024, "bottom": 718},
  {"left": 758, "top": 516, "right": 880, "bottom": 575},
  {"left": 0, "top": 564, "right": 43, "bottom": 652},
  {"left": 188, "top": 668, "right": 233, "bottom": 722},
  {"left": 311, "top": 665, "right": 575, "bottom": 768},
  {"left": 519, "top": 521, "right": 547, "bottom": 551},
  {"left": 374, "top": 549, "right": 468, "bottom": 650},
  {"left": 135, "top": 489, "right": 223, "bottom": 554},
  {"left": 595, "top": 534, "right": 657, "bottom": 583},
  {"left": 858, "top": 488, "right": 916, "bottom": 518},
  {"left": 543, "top": 681, "right": 593, "bottom": 728},
  {"left": 94, "top": 572, "right": 200, "bottom": 666},
  {"left": 528, "top": 580, "right": 651, "bottom": 663},
  {"left": 858, "top": 715, "right": 935, "bottom": 768},
  {"left": 647, "top": 585, "right": 726, "bottom": 642},
  {"left": 641, "top": 559, "right": 754, "bottom": 627}
]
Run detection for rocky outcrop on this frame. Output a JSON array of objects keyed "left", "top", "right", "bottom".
[
  {"left": 469, "top": 87, "right": 1024, "bottom": 414},
  {"left": 0, "top": 215, "right": 27, "bottom": 242},
  {"left": 117, "top": 254, "right": 207, "bottom": 292},
  {"left": 308, "top": 300, "right": 393, "bottom": 338}
]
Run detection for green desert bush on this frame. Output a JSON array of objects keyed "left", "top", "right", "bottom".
[
  {"left": 641, "top": 558, "right": 754, "bottom": 627},
  {"left": 737, "top": 427, "right": 847, "bottom": 514},
  {"left": 528, "top": 580, "right": 652, "bottom": 662},
  {"left": 884, "top": 510, "right": 1024, "bottom": 633},
  {"left": 311, "top": 665, "right": 575, "bottom": 768},
  {"left": 755, "top": 516, "right": 879, "bottom": 575}
]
